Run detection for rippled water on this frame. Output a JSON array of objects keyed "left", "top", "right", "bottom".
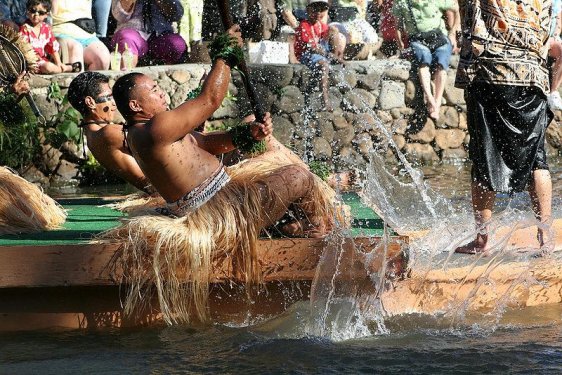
[
  {"left": 6, "top": 159, "right": 562, "bottom": 374},
  {"left": 1, "top": 306, "right": 562, "bottom": 374}
]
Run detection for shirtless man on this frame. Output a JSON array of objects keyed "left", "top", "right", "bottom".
[
  {"left": 67, "top": 71, "right": 154, "bottom": 194},
  {"left": 112, "top": 25, "right": 330, "bottom": 236}
]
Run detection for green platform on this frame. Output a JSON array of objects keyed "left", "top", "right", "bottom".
[{"left": 0, "top": 194, "right": 383, "bottom": 246}]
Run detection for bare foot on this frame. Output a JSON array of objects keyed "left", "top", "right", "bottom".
[
  {"left": 425, "top": 99, "right": 439, "bottom": 121},
  {"left": 454, "top": 233, "right": 488, "bottom": 255},
  {"left": 429, "top": 102, "right": 441, "bottom": 121},
  {"left": 279, "top": 219, "right": 327, "bottom": 238},
  {"left": 279, "top": 221, "right": 303, "bottom": 236},
  {"left": 534, "top": 228, "right": 554, "bottom": 257},
  {"left": 454, "top": 240, "right": 486, "bottom": 254}
]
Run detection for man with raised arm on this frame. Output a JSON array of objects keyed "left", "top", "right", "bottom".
[
  {"left": 108, "top": 25, "right": 339, "bottom": 324},
  {"left": 112, "top": 24, "right": 336, "bottom": 236}
]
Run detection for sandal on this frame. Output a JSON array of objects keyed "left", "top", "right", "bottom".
[{"left": 66, "top": 62, "right": 82, "bottom": 73}]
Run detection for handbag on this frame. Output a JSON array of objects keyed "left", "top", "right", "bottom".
[
  {"left": 70, "top": 18, "right": 96, "bottom": 34},
  {"left": 410, "top": 29, "right": 449, "bottom": 50},
  {"left": 328, "top": 6, "right": 358, "bottom": 23}
]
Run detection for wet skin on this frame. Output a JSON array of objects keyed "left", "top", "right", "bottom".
[{"left": 81, "top": 82, "right": 150, "bottom": 192}]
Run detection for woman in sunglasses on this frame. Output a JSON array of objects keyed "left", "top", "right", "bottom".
[{"left": 19, "top": 0, "right": 81, "bottom": 73}]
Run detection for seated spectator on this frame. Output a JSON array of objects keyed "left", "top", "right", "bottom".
[
  {"left": 295, "top": 0, "right": 345, "bottom": 109},
  {"left": 393, "top": 0, "right": 458, "bottom": 120},
  {"left": 19, "top": 0, "right": 81, "bottom": 74},
  {"left": 329, "top": 0, "right": 378, "bottom": 59},
  {"left": 111, "top": 0, "right": 187, "bottom": 68},
  {"left": 548, "top": 0, "right": 562, "bottom": 110},
  {"left": 370, "top": 0, "right": 403, "bottom": 57},
  {"left": 51, "top": 0, "right": 110, "bottom": 71},
  {"left": 0, "top": 0, "right": 27, "bottom": 30},
  {"left": 178, "top": 0, "right": 204, "bottom": 58},
  {"left": 92, "top": 0, "right": 111, "bottom": 38}
]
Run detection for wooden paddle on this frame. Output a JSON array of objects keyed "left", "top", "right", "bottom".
[
  {"left": 0, "top": 30, "right": 45, "bottom": 124},
  {"left": 215, "top": 0, "right": 266, "bottom": 122}
]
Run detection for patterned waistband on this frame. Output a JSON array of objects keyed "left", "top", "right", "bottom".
[{"left": 162, "top": 165, "right": 230, "bottom": 217}]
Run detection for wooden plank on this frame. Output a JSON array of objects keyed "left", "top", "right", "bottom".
[{"left": 0, "top": 236, "right": 407, "bottom": 288}]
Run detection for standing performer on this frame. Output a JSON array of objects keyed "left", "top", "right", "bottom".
[
  {"left": 454, "top": 0, "right": 553, "bottom": 254},
  {"left": 108, "top": 25, "right": 340, "bottom": 324}
]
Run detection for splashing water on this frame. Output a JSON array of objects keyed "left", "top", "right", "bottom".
[{"left": 296, "top": 62, "right": 561, "bottom": 342}]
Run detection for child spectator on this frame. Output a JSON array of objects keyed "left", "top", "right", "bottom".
[
  {"left": 295, "top": 0, "right": 345, "bottom": 110},
  {"left": 19, "top": 0, "right": 80, "bottom": 73},
  {"left": 548, "top": 0, "right": 562, "bottom": 110}
]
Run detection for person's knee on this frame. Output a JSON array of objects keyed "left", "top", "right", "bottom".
[{"left": 284, "top": 165, "right": 314, "bottom": 197}]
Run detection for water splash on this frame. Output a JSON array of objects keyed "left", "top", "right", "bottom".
[{"left": 297, "top": 63, "right": 561, "bottom": 342}]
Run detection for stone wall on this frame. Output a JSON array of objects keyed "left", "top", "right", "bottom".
[{"left": 27, "top": 58, "right": 562, "bottom": 183}]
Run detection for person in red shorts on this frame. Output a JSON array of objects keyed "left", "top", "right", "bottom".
[{"left": 294, "top": 0, "right": 345, "bottom": 110}]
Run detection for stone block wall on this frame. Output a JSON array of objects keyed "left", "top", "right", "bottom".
[{"left": 27, "top": 58, "right": 562, "bottom": 183}]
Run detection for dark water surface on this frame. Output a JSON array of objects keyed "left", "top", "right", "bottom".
[
  {"left": 4, "top": 159, "right": 561, "bottom": 374},
  {"left": 1, "top": 310, "right": 562, "bottom": 374}
]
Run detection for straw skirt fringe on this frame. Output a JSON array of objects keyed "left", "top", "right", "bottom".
[
  {"left": 0, "top": 167, "right": 66, "bottom": 235},
  {"left": 104, "top": 160, "right": 339, "bottom": 325}
]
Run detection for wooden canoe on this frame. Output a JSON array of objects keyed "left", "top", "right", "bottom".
[
  {"left": 0, "top": 197, "right": 560, "bottom": 332},
  {"left": 0, "top": 195, "right": 407, "bottom": 331},
  {"left": 0, "top": 236, "right": 407, "bottom": 331}
]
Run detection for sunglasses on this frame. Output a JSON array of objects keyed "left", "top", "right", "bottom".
[
  {"left": 95, "top": 95, "right": 114, "bottom": 104},
  {"left": 28, "top": 8, "right": 48, "bottom": 15}
]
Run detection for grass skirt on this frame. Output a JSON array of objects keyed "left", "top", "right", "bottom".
[
  {"left": 0, "top": 167, "right": 66, "bottom": 235},
  {"left": 104, "top": 160, "right": 341, "bottom": 325}
]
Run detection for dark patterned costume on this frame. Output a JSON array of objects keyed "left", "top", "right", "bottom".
[{"left": 456, "top": 0, "right": 553, "bottom": 193}]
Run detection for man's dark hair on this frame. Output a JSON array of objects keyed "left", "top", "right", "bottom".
[
  {"left": 26, "top": 0, "right": 51, "bottom": 12},
  {"left": 67, "top": 72, "right": 109, "bottom": 116},
  {"left": 112, "top": 72, "right": 144, "bottom": 121}
]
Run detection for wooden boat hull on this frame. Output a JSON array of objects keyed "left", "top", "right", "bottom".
[
  {"left": 382, "top": 218, "right": 562, "bottom": 317},
  {"left": 0, "top": 236, "right": 407, "bottom": 331},
  {"left": 0, "top": 207, "right": 560, "bottom": 332}
]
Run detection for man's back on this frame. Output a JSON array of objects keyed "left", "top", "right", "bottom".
[{"left": 84, "top": 123, "right": 150, "bottom": 192}]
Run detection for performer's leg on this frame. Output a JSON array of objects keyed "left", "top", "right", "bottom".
[
  {"left": 260, "top": 135, "right": 307, "bottom": 167},
  {"left": 529, "top": 169, "right": 552, "bottom": 247},
  {"left": 259, "top": 164, "right": 327, "bottom": 237},
  {"left": 455, "top": 181, "right": 496, "bottom": 254}
]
